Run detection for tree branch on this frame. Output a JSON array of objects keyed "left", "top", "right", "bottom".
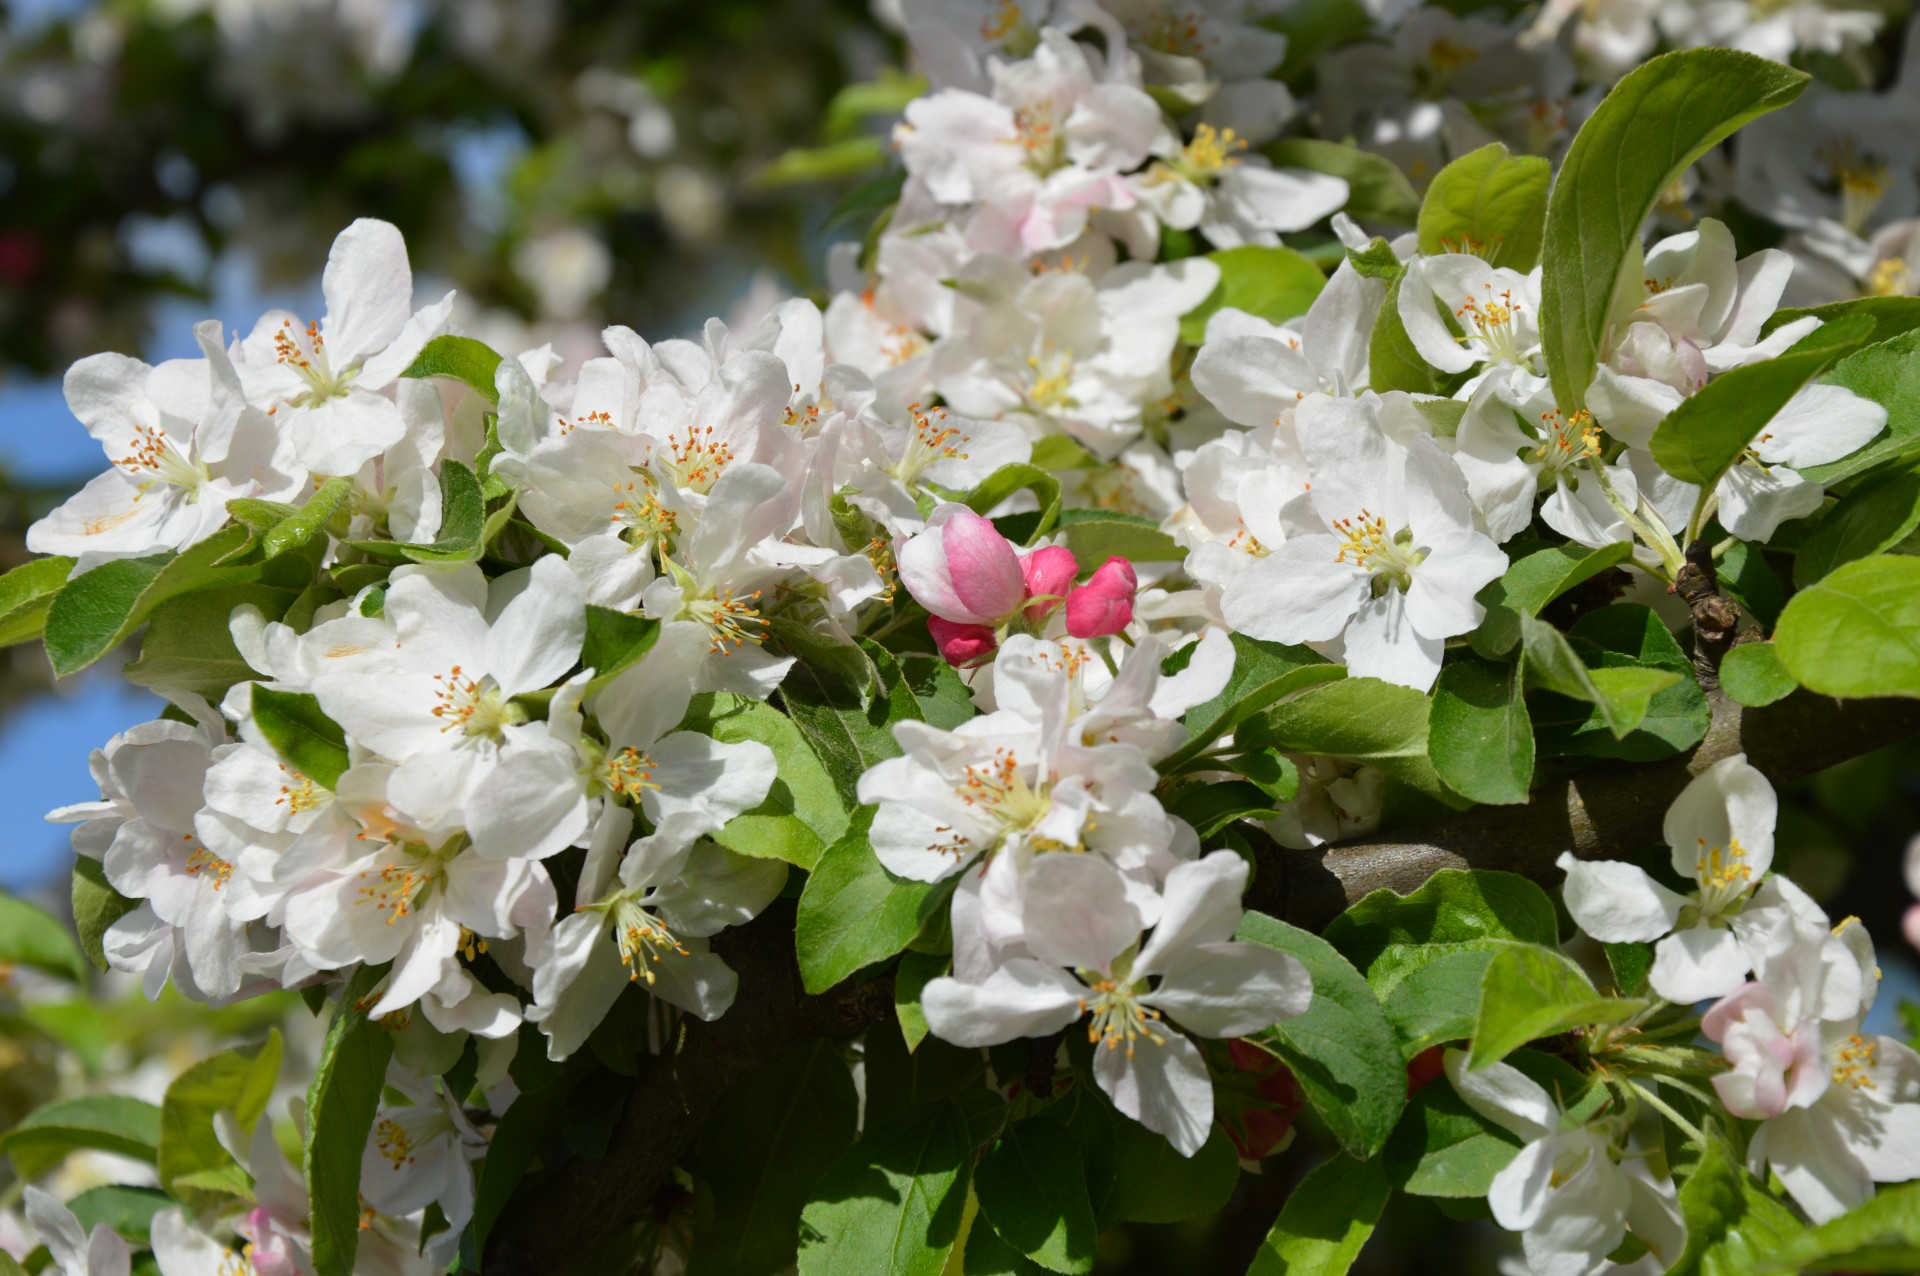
[{"left": 483, "top": 691, "right": 1920, "bottom": 1271}]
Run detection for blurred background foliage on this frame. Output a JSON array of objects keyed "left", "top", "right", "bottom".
[{"left": 1, "top": 0, "right": 1917, "bottom": 1271}]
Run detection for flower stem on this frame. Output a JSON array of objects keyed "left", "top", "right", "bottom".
[{"left": 1625, "top": 1077, "right": 1704, "bottom": 1143}]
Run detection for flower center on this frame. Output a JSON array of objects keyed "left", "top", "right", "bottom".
[
  {"left": 355, "top": 851, "right": 440, "bottom": 926},
  {"left": 980, "top": 0, "right": 1039, "bottom": 54},
  {"left": 684, "top": 585, "right": 767, "bottom": 655},
  {"left": 115, "top": 422, "right": 211, "bottom": 497},
  {"left": 275, "top": 766, "right": 325, "bottom": 815},
  {"left": 1008, "top": 103, "right": 1066, "bottom": 175},
  {"left": 1332, "top": 510, "right": 1425, "bottom": 592},
  {"left": 1694, "top": 836, "right": 1753, "bottom": 915},
  {"left": 892, "top": 403, "right": 973, "bottom": 487},
  {"left": 1833, "top": 1034, "right": 1879, "bottom": 1089},
  {"left": 1140, "top": 6, "right": 1209, "bottom": 56},
  {"left": 1531, "top": 408, "right": 1602, "bottom": 474},
  {"left": 1819, "top": 137, "right": 1890, "bottom": 235},
  {"left": 1169, "top": 123, "right": 1245, "bottom": 185},
  {"left": 660, "top": 426, "right": 737, "bottom": 496},
  {"left": 1456, "top": 284, "right": 1526, "bottom": 365},
  {"left": 602, "top": 746, "right": 662, "bottom": 801},
  {"left": 184, "top": 843, "right": 235, "bottom": 889},
  {"left": 273, "top": 317, "right": 354, "bottom": 405},
  {"left": 605, "top": 893, "right": 689, "bottom": 983},
  {"left": 430, "top": 664, "right": 514, "bottom": 739},
  {"left": 610, "top": 477, "right": 678, "bottom": 546},
  {"left": 1867, "top": 258, "right": 1912, "bottom": 296},
  {"left": 1080, "top": 970, "right": 1165, "bottom": 1059},
  {"left": 1024, "top": 350, "right": 1078, "bottom": 413}
]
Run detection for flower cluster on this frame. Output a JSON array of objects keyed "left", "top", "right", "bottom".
[{"left": 13, "top": 2, "right": 1920, "bottom": 1274}]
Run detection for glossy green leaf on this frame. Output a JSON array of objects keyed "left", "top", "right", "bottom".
[
  {"left": 1055, "top": 510, "right": 1185, "bottom": 569},
  {"left": 1167, "top": 779, "right": 1286, "bottom": 839},
  {"left": 1800, "top": 327, "right": 1920, "bottom": 485},
  {"left": 344, "top": 461, "right": 486, "bottom": 563},
  {"left": 1238, "top": 676, "right": 1444, "bottom": 797},
  {"left": 0, "top": 556, "right": 75, "bottom": 648},
  {"left": 687, "top": 1039, "right": 860, "bottom": 1276},
  {"left": 795, "top": 810, "right": 943, "bottom": 993},
  {"left": 1237, "top": 912, "right": 1406, "bottom": 1158},
  {"left": 1166, "top": 633, "right": 1338, "bottom": 769},
  {"left": 1102, "top": 1116, "right": 1241, "bottom": 1225},
  {"left": 1540, "top": 48, "right": 1807, "bottom": 413},
  {"left": 1429, "top": 659, "right": 1533, "bottom": 805},
  {"left": 1530, "top": 604, "right": 1710, "bottom": 760},
  {"left": 1774, "top": 554, "right": 1920, "bottom": 699},
  {"left": 0, "top": 1095, "right": 161, "bottom": 1180},
  {"left": 1471, "top": 541, "right": 1633, "bottom": 659},
  {"left": 402, "top": 334, "right": 503, "bottom": 403},
  {"left": 1468, "top": 943, "right": 1644, "bottom": 1069},
  {"left": 1383, "top": 1071, "right": 1522, "bottom": 1197},
  {"left": 1416, "top": 143, "right": 1551, "bottom": 271},
  {"left": 1266, "top": 138, "right": 1420, "bottom": 224},
  {"left": 306, "top": 963, "right": 395, "bottom": 1276},
  {"left": 1369, "top": 272, "right": 1443, "bottom": 395},
  {"left": 124, "top": 582, "right": 296, "bottom": 699},
  {"left": 1382, "top": 950, "right": 1498, "bottom": 1059},
  {"left": 1795, "top": 461, "right": 1920, "bottom": 586},
  {"left": 974, "top": 1119, "right": 1097, "bottom": 1274},
  {"left": 65, "top": 1185, "right": 172, "bottom": 1245},
  {"left": 0, "top": 892, "right": 87, "bottom": 982},
  {"left": 1764, "top": 295, "right": 1920, "bottom": 345},
  {"left": 1649, "top": 316, "right": 1872, "bottom": 488},
  {"left": 1246, "top": 1154, "right": 1390, "bottom": 1276},
  {"left": 895, "top": 950, "right": 947, "bottom": 1052},
  {"left": 683, "top": 693, "right": 849, "bottom": 870},
  {"left": 1672, "top": 1130, "right": 1805, "bottom": 1276},
  {"left": 159, "top": 1030, "right": 282, "bottom": 1205},
  {"left": 577, "top": 605, "right": 659, "bottom": 686},
  {"left": 1520, "top": 613, "right": 1678, "bottom": 738},
  {"left": 1324, "top": 868, "right": 1560, "bottom": 998},
  {"left": 1760, "top": 1179, "right": 1920, "bottom": 1273},
  {"left": 263, "top": 476, "right": 354, "bottom": 558},
  {"left": 962, "top": 464, "right": 1062, "bottom": 545},
  {"left": 1179, "top": 244, "right": 1327, "bottom": 344},
  {"left": 1720, "top": 642, "right": 1797, "bottom": 707},
  {"left": 252, "top": 686, "right": 351, "bottom": 791},
  {"left": 796, "top": 1101, "right": 973, "bottom": 1276},
  {"left": 43, "top": 524, "right": 261, "bottom": 676},
  {"left": 71, "top": 856, "right": 136, "bottom": 973}
]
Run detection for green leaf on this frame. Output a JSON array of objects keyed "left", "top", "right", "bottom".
[
  {"left": 0, "top": 1095, "right": 161, "bottom": 1180},
  {"left": 159, "top": 1030, "right": 282, "bottom": 1206},
  {"left": 1167, "top": 779, "right": 1286, "bottom": 838},
  {"left": 72, "top": 855, "right": 136, "bottom": 973},
  {"left": 1520, "top": 614, "right": 1679, "bottom": 738},
  {"left": 1166, "top": 633, "right": 1339, "bottom": 770},
  {"left": 252, "top": 687, "right": 351, "bottom": 791},
  {"left": 1774, "top": 554, "right": 1920, "bottom": 698},
  {"left": 687, "top": 1039, "right": 859, "bottom": 1276},
  {"left": 1382, "top": 1076, "right": 1522, "bottom": 1197},
  {"left": 795, "top": 811, "right": 943, "bottom": 994},
  {"left": 755, "top": 137, "right": 890, "bottom": 187},
  {"left": 1416, "top": 143, "right": 1551, "bottom": 271},
  {"left": 1368, "top": 273, "right": 1443, "bottom": 396},
  {"left": 865, "top": 643, "right": 976, "bottom": 734},
  {"left": 43, "top": 524, "right": 262, "bottom": 676},
  {"left": 263, "top": 476, "right": 354, "bottom": 558},
  {"left": 777, "top": 644, "right": 894, "bottom": 812},
  {"left": 1323, "top": 868, "right": 1560, "bottom": 998},
  {"left": 124, "top": 583, "right": 296, "bottom": 699},
  {"left": 962, "top": 464, "right": 1062, "bottom": 546},
  {"left": 974, "top": 1119, "right": 1097, "bottom": 1274},
  {"left": 895, "top": 950, "right": 946, "bottom": 1053},
  {"left": 306, "top": 963, "right": 395, "bottom": 1276},
  {"left": 1800, "top": 327, "right": 1920, "bottom": 485},
  {"left": 65, "top": 1185, "right": 172, "bottom": 1245},
  {"left": 1471, "top": 541, "right": 1633, "bottom": 659},
  {"left": 1530, "top": 604, "right": 1711, "bottom": 760},
  {"left": 345, "top": 461, "right": 486, "bottom": 564},
  {"left": 1764, "top": 295, "right": 1920, "bottom": 346},
  {"left": 1054, "top": 510, "right": 1185, "bottom": 569},
  {"left": 1102, "top": 1116, "right": 1241, "bottom": 1225},
  {"left": 470, "top": 1057, "right": 587, "bottom": 1252},
  {"left": 1649, "top": 316, "right": 1873, "bottom": 488},
  {"left": 578, "top": 605, "right": 660, "bottom": 686},
  {"left": 1246, "top": 1154, "right": 1390, "bottom": 1276},
  {"left": 402, "top": 335, "right": 503, "bottom": 403},
  {"left": 1179, "top": 244, "right": 1327, "bottom": 344},
  {"left": 1382, "top": 950, "right": 1499, "bottom": 1060},
  {"left": 1795, "top": 460, "right": 1920, "bottom": 585},
  {"left": 1672, "top": 1130, "right": 1805, "bottom": 1276},
  {"left": 1238, "top": 676, "right": 1444, "bottom": 797},
  {"left": 683, "top": 693, "right": 849, "bottom": 871},
  {"left": 0, "top": 892, "right": 86, "bottom": 982},
  {"left": 0, "top": 556, "right": 75, "bottom": 648},
  {"left": 1760, "top": 1180, "right": 1920, "bottom": 1274},
  {"left": 1218, "top": 748, "right": 1301, "bottom": 802},
  {"left": 1468, "top": 942, "right": 1644, "bottom": 1070},
  {"left": 1606, "top": 941, "right": 1655, "bottom": 995},
  {"left": 1429, "top": 659, "right": 1533, "bottom": 805},
  {"left": 1540, "top": 48, "right": 1808, "bottom": 413},
  {"left": 1237, "top": 912, "right": 1407, "bottom": 1158},
  {"left": 1720, "top": 642, "right": 1797, "bottom": 707},
  {"left": 1719, "top": 539, "right": 1786, "bottom": 628},
  {"left": 1265, "top": 139, "right": 1421, "bottom": 224},
  {"left": 962, "top": 1223, "right": 1050, "bottom": 1276},
  {"left": 796, "top": 1100, "right": 973, "bottom": 1276}
]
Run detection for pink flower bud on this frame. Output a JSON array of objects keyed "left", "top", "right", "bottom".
[
  {"left": 896, "top": 505, "right": 1025, "bottom": 625},
  {"left": 928, "top": 616, "right": 999, "bottom": 667},
  {"left": 1018, "top": 545, "right": 1078, "bottom": 623},
  {"left": 1065, "top": 556, "right": 1136, "bottom": 638}
]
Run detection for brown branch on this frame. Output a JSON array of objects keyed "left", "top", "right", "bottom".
[
  {"left": 1676, "top": 540, "right": 1741, "bottom": 689},
  {"left": 483, "top": 691, "right": 1920, "bottom": 1271}
]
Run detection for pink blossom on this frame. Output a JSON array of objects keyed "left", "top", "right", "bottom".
[
  {"left": 1019, "top": 545, "right": 1078, "bottom": 624},
  {"left": 1066, "top": 556, "right": 1137, "bottom": 638},
  {"left": 898, "top": 506, "right": 1026, "bottom": 625},
  {"left": 929, "top": 616, "right": 1000, "bottom": 667}
]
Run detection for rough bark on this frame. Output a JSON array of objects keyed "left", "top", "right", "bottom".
[{"left": 483, "top": 689, "right": 1920, "bottom": 1274}]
